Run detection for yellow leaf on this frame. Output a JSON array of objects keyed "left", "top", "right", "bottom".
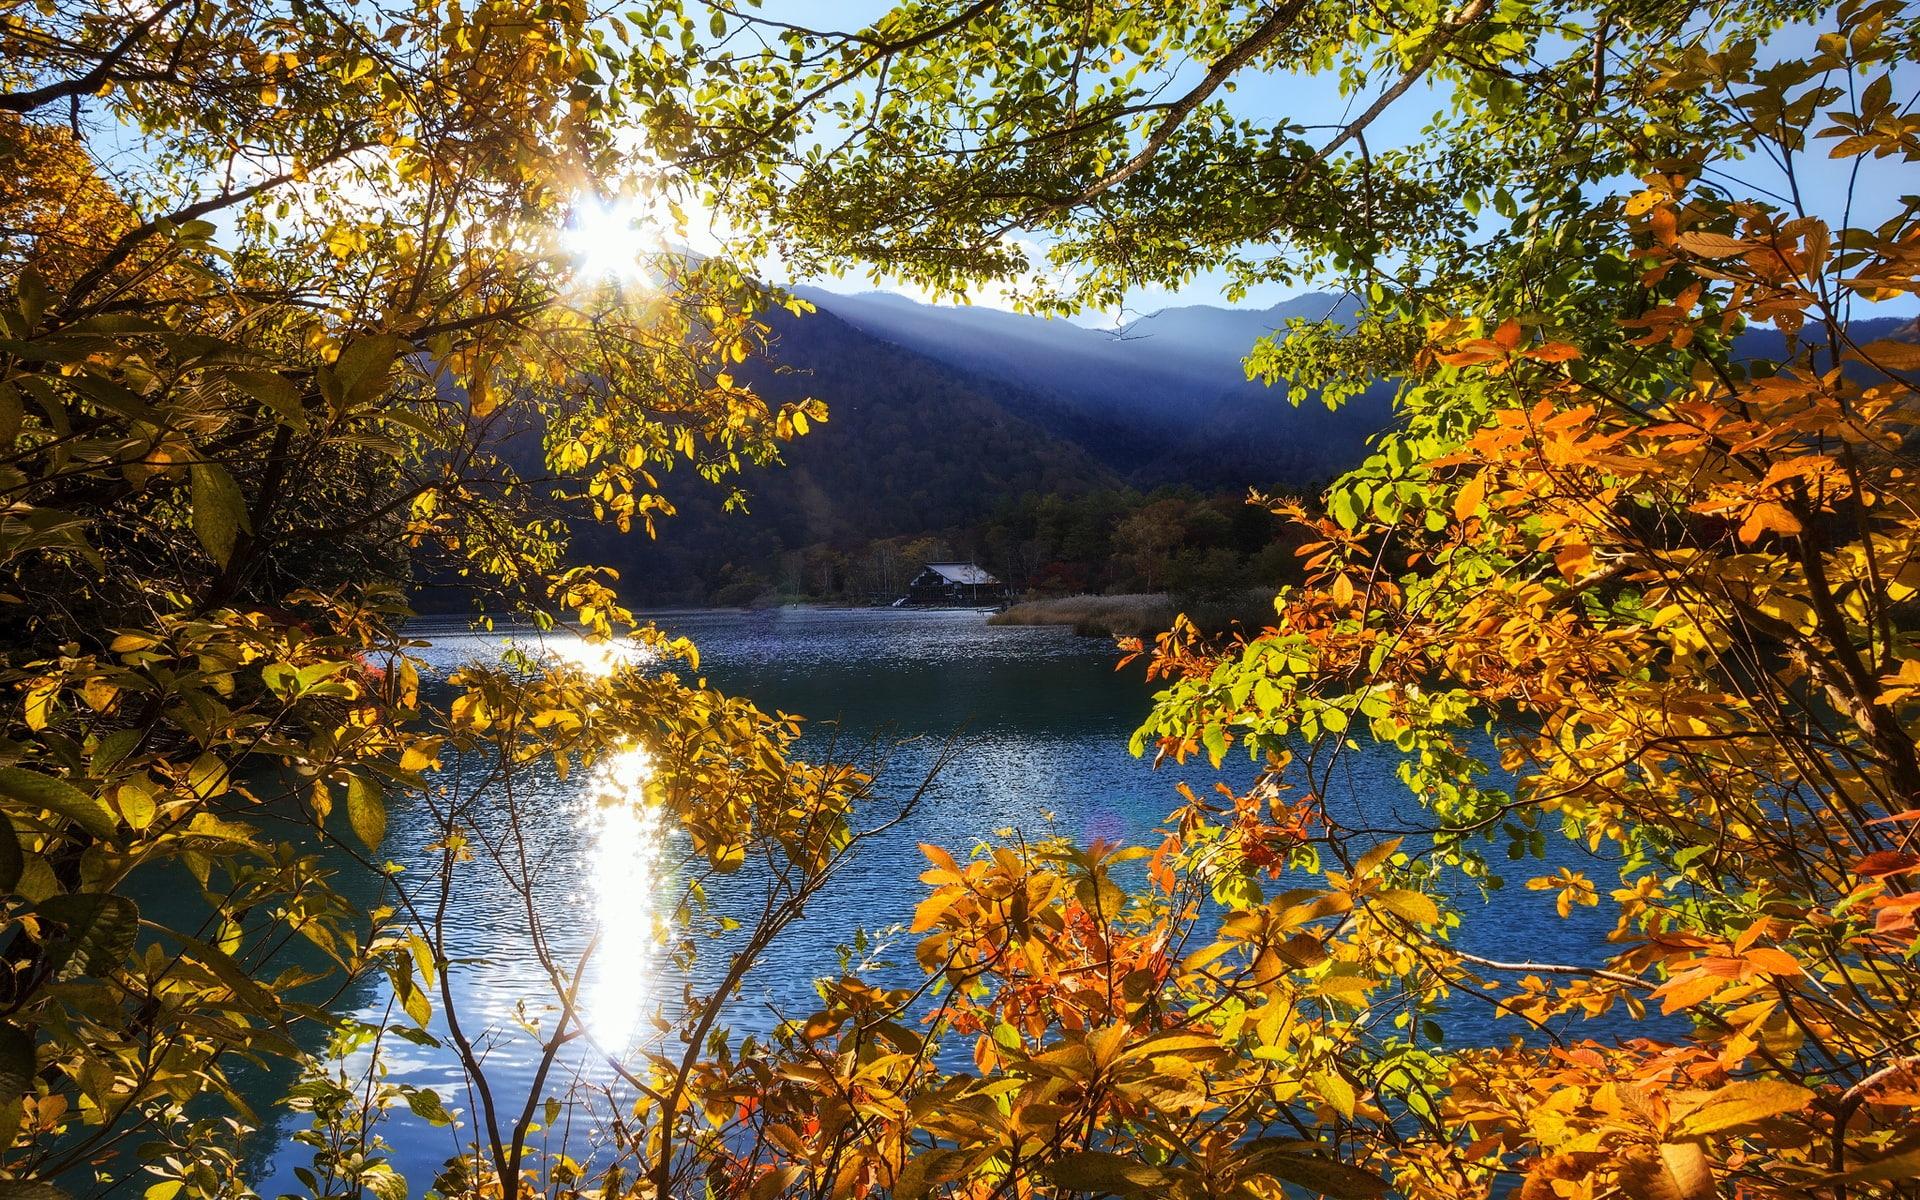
[
  {"left": 24, "top": 679, "right": 57, "bottom": 731},
  {"left": 1625, "top": 189, "right": 1662, "bottom": 216},
  {"left": 1375, "top": 889, "right": 1440, "bottom": 926},
  {"left": 1677, "top": 1079, "right": 1813, "bottom": 1135},
  {"left": 1313, "top": 1069, "right": 1357, "bottom": 1119},
  {"left": 346, "top": 773, "right": 385, "bottom": 850},
  {"left": 1310, "top": 973, "right": 1374, "bottom": 1002},
  {"left": 79, "top": 677, "right": 117, "bottom": 713},
  {"left": 1353, "top": 839, "right": 1401, "bottom": 878}
]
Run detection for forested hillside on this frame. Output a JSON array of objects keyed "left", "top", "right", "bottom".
[
  {"left": 589, "top": 297, "right": 1914, "bottom": 605},
  {"left": 574, "top": 302, "right": 1121, "bottom": 602},
  {"left": 590, "top": 294, "right": 1383, "bottom": 603},
  {"left": 800, "top": 286, "right": 1393, "bottom": 483}
]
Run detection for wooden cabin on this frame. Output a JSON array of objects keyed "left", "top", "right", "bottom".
[{"left": 903, "top": 562, "right": 1007, "bottom": 606}]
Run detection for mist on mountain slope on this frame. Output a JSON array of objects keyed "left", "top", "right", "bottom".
[
  {"left": 489, "top": 292, "right": 1918, "bottom": 605},
  {"left": 792, "top": 286, "right": 1389, "bottom": 484}
]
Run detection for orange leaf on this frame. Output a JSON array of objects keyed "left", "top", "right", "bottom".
[
  {"left": 1524, "top": 341, "right": 1582, "bottom": 363},
  {"left": 1675, "top": 231, "right": 1750, "bottom": 257},
  {"left": 1740, "top": 946, "right": 1802, "bottom": 978},
  {"left": 1847, "top": 338, "right": 1920, "bottom": 372},
  {"left": 920, "top": 842, "right": 962, "bottom": 874},
  {"left": 1737, "top": 502, "right": 1801, "bottom": 543},
  {"left": 1655, "top": 971, "right": 1722, "bottom": 1014},
  {"left": 1453, "top": 473, "right": 1486, "bottom": 523},
  {"left": 1853, "top": 850, "right": 1920, "bottom": 878},
  {"left": 1619, "top": 1144, "right": 1714, "bottom": 1200}
]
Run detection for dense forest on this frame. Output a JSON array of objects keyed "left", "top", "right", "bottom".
[
  {"left": 4, "top": 3, "right": 1919, "bottom": 1200},
  {"left": 733, "top": 487, "right": 1307, "bottom": 607}
]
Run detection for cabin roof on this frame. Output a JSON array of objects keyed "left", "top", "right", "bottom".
[{"left": 918, "top": 562, "right": 1001, "bottom": 585}]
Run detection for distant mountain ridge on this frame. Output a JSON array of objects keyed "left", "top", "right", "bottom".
[
  {"left": 590, "top": 290, "right": 1391, "bottom": 602},
  {"left": 588, "top": 289, "right": 1916, "bottom": 602},
  {"left": 578, "top": 301, "right": 1124, "bottom": 602},
  {"left": 792, "top": 286, "right": 1388, "bottom": 485}
]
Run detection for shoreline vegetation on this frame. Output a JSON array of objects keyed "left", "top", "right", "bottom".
[{"left": 988, "top": 590, "right": 1273, "bottom": 638}]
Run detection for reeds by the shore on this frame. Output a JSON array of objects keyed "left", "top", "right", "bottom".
[{"left": 989, "top": 590, "right": 1277, "bottom": 639}]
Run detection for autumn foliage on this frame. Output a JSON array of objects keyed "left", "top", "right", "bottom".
[{"left": 4, "top": 1, "right": 1920, "bottom": 1199}]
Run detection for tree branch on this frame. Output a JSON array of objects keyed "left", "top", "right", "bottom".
[{"left": 0, "top": 0, "right": 192, "bottom": 114}]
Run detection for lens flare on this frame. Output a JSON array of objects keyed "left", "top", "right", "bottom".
[{"left": 562, "top": 196, "right": 664, "bottom": 286}]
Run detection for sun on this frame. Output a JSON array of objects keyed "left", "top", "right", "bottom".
[{"left": 561, "top": 194, "right": 666, "bottom": 286}]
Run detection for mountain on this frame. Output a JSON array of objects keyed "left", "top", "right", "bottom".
[
  {"left": 588, "top": 288, "right": 1398, "bottom": 602},
  {"left": 792, "top": 287, "right": 1390, "bottom": 484},
  {"left": 511, "top": 292, "right": 1920, "bottom": 604},
  {"left": 577, "top": 303, "right": 1122, "bottom": 603}
]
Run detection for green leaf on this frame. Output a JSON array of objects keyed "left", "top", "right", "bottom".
[
  {"left": 174, "top": 932, "right": 280, "bottom": 1014},
  {"left": 190, "top": 460, "right": 250, "bottom": 566},
  {"left": 228, "top": 370, "right": 308, "bottom": 430},
  {"left": 0, "top": 382, "right": 22, "bottom": 446},
  {"left": 403, "top": 1085, "right": 452, "bottom": 1125},
  {"left": 346, "top": 773, "right": 386, "bottom": 851},
  {"left": 0, "top": 1023, "right": 34, "bottom": 1098},
  {"left": 0, "top": 767, "right": 116, "bottom": 837},
  {"left": 1328, "top": 487, "right": 1363, "bottom": 531},
  {"left": 1047, "top": 1150, "right": 1169, "bottom": 1196},
  {"left": 1201, "top": 721, "right": 1228, "bottom": 767},
  {"left": 14, "top": 269, "right": 50, "bottom": 328},
  {"left": 35, "top": 892, "right": 139, "bottom": 981},
  {"left": 332, "top": 334, "right": 405, "bottom": 410},
  {"left": 363, "top": 1169, "right": 407, "bottom": 1200},
  {"left": 388, "top": 1024, "right": 441, "bottom": 1048}
]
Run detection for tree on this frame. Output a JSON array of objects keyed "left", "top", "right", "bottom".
[
  {"left": 6, "top": 2, "right": 1920, "bottom": 1200},
  {"left": 1114, "top": 498, "right": 1188, "bottom": 592},
  {"left": 685, "top": 2, "right": 1920, "bottom": 1198},
  {"left": 0, "top": 1, "right": 841, "bottom": 1195}
]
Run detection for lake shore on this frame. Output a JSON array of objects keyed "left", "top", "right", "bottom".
[
  {"left": 989, "top": 591, "right": 1278, "bottom": 638},
  {"left": 988, "top": 593, "right": 1176, "bottom": 638}
]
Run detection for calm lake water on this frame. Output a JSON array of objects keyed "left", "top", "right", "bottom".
[{"left": 212, "top": 606, "right": 1623, "bottom": 1193}]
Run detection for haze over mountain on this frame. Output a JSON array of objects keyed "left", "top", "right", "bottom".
[
  {"left": 572, "top": 290, "right": 1917, "bottom": 603},
  {"left": 792, "top": 286, "right": 1388, "bottom": 484},
  {"left": 583, "top": 291, "right": 1385, "bottom": 602}
]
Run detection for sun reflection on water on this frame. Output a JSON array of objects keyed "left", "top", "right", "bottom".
[
  {"left": 579, "top": 745, "right": 666, "bottom": 1053},
  {"left": 532, "top": 635, "right": 652, "bottom": 676}
]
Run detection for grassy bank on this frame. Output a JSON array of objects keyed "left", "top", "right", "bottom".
[{"left": 988, "top": 590, "right": 1275, "bottom": 639}]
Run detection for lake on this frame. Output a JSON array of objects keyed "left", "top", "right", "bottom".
[{"left": 226, "top": 606, "right": 1622, "bottom": 1194}]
